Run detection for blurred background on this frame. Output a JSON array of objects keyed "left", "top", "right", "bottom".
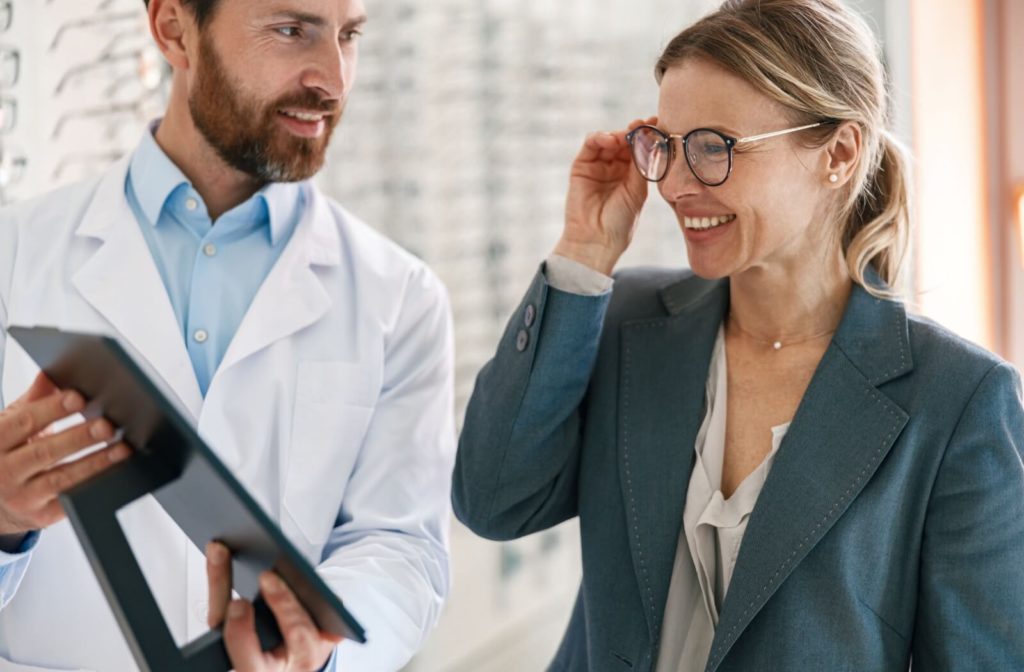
[{"left": 2, "top": 0, "right": 1023, "bottom": 669}]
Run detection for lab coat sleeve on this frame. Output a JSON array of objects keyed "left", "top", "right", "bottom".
[{"left": 321, "top": 264, "right": 455, "bottom": 672}]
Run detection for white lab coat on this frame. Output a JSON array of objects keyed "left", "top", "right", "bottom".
[{"left": 0, "top": 156, "right": 456, "bottom": 671}]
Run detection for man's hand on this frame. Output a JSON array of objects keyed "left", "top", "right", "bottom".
[
  {"left": 206, "top": 542, "right": 343, "bottom": 672},
  {"left": 0, "top": 372, "right": 132, "bottom": 537}
]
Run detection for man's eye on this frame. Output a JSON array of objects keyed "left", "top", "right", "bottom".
[
  {"left": 275, "top": 26, "right": 302, "bottom": 38},
  {"left": 340, "top": 30, "right": 362, "bottom": 43}
]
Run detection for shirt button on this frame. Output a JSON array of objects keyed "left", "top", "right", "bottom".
[
  {"left": 515, "top": 329, "right": 529, "bottom": 352},
  {"left": 203, "top": 243, "right": 217, "bottom": 257},
  {"left": 185, "top": 198, "right": 199, "bottom": 211},
  {"left": 524, "top": 304, "right": 537, "bottom": 328},
  {"left": 193, "top": 329, "right": 209, "bottom": 344}
]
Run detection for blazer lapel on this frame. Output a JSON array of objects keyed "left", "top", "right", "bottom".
[
  {"left": 704, "top": 283, "right": 913, "bottom": 672},
  {"left": 618, "top": 276, "right": 728, "bottom": 644},
  {"left": 71, "top": 157, "right": 203, "bottom": 421}
]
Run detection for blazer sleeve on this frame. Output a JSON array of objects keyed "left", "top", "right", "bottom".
[
  {"left": 912, "top": 361, "right": 1024, "bottom": 669},
  {"left": 452, "top": 264, "right": 611, "bottom": 541}
]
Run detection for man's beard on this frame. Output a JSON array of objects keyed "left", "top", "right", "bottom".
[{"left": 189, "top": 34, "right": 342, "bottom": 183}]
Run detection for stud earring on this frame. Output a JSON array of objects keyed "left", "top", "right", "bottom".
[{"left": 829, "top": 174, "right": 839, "bottom": 183}]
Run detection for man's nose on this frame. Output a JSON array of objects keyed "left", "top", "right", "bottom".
[{"left": 302, "top": 40, "right": 347, "bottom": 101}]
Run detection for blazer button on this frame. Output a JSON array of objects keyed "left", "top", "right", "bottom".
[
  {"left": 516, "top": 329, "right": 530, "bottom": 352},
  {"left": 524, "top": 304, "right": 537, "bottom": 328}
]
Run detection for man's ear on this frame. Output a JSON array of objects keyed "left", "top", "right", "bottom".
[{"left": 147, "top": 0, "right": 194, "bottom": 71}]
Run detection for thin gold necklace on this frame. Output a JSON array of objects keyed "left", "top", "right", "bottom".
[{"left": 728, "top": 315, "right": 836, "bottom": 351}]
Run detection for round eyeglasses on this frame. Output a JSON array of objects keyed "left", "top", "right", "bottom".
[{"left": 625, "top": 121, "right": 831, "bottom": 187}]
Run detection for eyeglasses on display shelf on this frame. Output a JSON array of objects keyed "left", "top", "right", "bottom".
[
  {"left": 52, "top": 149, "right": 124, "bottom": 182},
  {"left": 55, "top": 45, "right": 162, "bottom": 96},
  {"left": 49, "top": 10, "right": 140, "bottom": 51},
  {"left": 52, "top": 86, "right": 163, "bottom": 140},
  {"left": 0, "top": 144, "right": 25, "bottom": 204},
  {"left": 0, "top": 45, "right": 17, "bottom": 88}
]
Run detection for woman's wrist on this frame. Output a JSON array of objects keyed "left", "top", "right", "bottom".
[{"left": 552, "top": 239, "right": 622, "bottom": 277}]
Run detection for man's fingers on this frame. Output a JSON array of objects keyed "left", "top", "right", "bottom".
[
  {"left": 7, "top": 418, "right": 114, "bottom": 484},
  {"left": 222, "top": 600, "right": 263, "bottom": 672},
  {"left": 8, "top": 373, "right": 58, "bottom": 410},
  {"left": 23, "top": 442, "right": 131, "bottom": 501},
  {"left": 0, "top": 389, "right": 84, "bottom": 453},
  {"left": 259, "top": 571, "right": 326, "bottom": 671},
  {"left": 206, "top": 541, "right": 233, "bottom": 628}
]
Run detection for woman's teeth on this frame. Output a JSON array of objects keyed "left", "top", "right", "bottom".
[{"left": 683, "top": 214, "right": 736, "bottom": 230}]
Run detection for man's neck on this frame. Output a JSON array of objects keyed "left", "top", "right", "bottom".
[{"left": 154, "top": 94, "right": 262, "bottom": 221}]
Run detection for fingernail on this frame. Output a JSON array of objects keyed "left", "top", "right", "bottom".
[
  {"left": 227, "top": 600, "right": 246, "bottom": 619},
  {"left": 108, "top": 444, "right": 131, "bottom": 462},
  {"left": 209, "top": 542, "right": 226, "bottom": 565},
  {"left": 261, "top": 572, "right": 282, "bottom": 594},
  {"left": 63, "top": 392, "right": 84, "bottom": 412},
  {"left": 90, "top": 420, "right": 112, "bottom": 441}
]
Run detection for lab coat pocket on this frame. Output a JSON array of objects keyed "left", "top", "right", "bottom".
[{"left": 284, "top": 361, "right": 379, "bottom": 548}]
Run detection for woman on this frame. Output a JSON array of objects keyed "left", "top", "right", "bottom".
[{"left": 453, "top": 0, "right": 1024, "bottom": 670}]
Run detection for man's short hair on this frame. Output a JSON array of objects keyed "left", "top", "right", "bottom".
[{"left": 143, "top": 0, "right": 221, "bottom": 28}]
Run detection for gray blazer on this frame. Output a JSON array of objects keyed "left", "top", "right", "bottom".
[{"left": 453, "top": 266, "right": 1024, "bottom": 672}]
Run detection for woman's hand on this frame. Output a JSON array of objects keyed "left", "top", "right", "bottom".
[{"left": 555, "top": 117, "right": 657, "bottom": 276}]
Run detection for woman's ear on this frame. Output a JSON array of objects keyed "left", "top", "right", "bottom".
[
  {"left": 147, "top": 0, "right": 194, "bottom": 72},
  {"left": 824, "top": 121, "right": 862, "bottom": 188}
]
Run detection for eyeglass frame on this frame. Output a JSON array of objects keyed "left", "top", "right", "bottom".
[
  {"left": 0, "top": 46, "right": 18, "bottom": 88},
  {"left": 625, "top": 120, "right": 837, "bottom": 187},
  {"left": 0, "top": 0, "right": 11, "bottom": 33}
]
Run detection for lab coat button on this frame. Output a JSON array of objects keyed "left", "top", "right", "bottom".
[
  {"left": 193, "top": 599, "right": 208, "bottom": 622},
  {"left": 515, "top": 329, "right": 529, "bottom": 352}
]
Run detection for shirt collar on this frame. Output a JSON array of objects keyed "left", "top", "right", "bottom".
[
  {"left": 128, "top": 119, "right": 191, "bottom": 228},
  {"left": 256, "top": 181, "right": 304, "bottom": 246},
  {"left": 129, "top": 119, "right": 305, "bottom": 245}
]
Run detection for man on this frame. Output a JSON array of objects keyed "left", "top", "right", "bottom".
[{"left": 0, "top": 0, "right": 455, "bottom": 670}]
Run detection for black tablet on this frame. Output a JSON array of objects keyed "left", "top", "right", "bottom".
[{"left": 6, "top": 326, "right": 367, "bottom": 649}]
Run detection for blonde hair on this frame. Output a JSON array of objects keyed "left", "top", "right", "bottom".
[{"left": 656, "top": 0, "right": 911, "bottom": 297}]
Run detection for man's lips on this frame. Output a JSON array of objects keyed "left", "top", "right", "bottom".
[{"left": 277, "top": 110, "right": 328, "bottom": 139}]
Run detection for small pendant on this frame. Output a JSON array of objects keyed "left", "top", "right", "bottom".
[{"left": 773, "top": 341, "right": 782, "bottom": 350}]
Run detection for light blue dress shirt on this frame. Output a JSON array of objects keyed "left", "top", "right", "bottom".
[{"left": 125, "top": 121, "right": 303, "bottom": 396}]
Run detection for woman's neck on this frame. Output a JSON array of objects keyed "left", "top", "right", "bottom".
[{"left": 727, "top": 254, "right": 852, "bottom": 342}]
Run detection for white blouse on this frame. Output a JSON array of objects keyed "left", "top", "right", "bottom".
[{"left": 655, "top": 328, "right": 790, "bottom": 672}]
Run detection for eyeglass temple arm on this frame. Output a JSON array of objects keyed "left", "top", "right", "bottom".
[{"left": 734, "top": 121, "right": 826, "bottom": 146}]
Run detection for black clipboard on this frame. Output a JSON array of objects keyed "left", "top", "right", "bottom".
[{"left": 6, "top": 325, "right": 366, "bottom": 672}]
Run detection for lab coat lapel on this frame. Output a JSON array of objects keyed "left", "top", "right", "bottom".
[
  {"left": 618, "top": 277, "right": 728, "bottom": 644},
  {"left": 71, "top": 157, "right": 203, "bottom": 422},
  {"left": 216, "top": 184, "right": 339, "bottom": 377},
  {"left": 704, "top": 282, "right": 912, "bottom": 672}
]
